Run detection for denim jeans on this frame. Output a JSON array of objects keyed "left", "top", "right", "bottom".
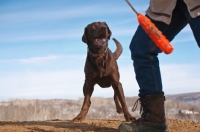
[{"left": 129, "top": 0, "right": 200, "bottom": 96}]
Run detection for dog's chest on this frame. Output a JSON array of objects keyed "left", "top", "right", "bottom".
[
  {"left": 94, "top": 56, "right": 109, "bottom": 77},
  {"left": 86, "top": 52, "right": 111, "bottom": 78}
]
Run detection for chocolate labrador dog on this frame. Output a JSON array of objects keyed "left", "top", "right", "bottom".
[{"left": 73, "top": 22, "right": 135, "bottom": 122}]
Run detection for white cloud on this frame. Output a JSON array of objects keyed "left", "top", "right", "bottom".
[
  {"left": 160, "top": 63, "right": 200, "bottom": 94},
  {"left": 0, "top": 26, "right": 136, "bottom": 43},
  {"left": 0, "top": 62, "right": 199, "bottom": 101},
  {"left": 0, "top": 54, "right": 86, "bottom": 65},
  {"left": 0, "top": 29, "right": 83, "bottom": 42},
  {"left": 0, "top": 25, "right": 138, "bottom": 43},
  {"left": 0, "top": 4, "right": 135, "bottom": 23},
  {"left": 15, "top": 55, "right": 64, "bottom": 64},
  {"left": 0, "top": 3, "right": 149, "bottom": 43},
  {"left": 0, "top": 70, "right": 84, "bottom": 100}
]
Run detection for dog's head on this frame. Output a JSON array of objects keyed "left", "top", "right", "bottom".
[{"left": 82, "top": 22, "right": 112, "bottom": 48}]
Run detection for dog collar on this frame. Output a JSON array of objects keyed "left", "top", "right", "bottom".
[{"left": 88, "top": 46, "right": 108, "bottom": 58}]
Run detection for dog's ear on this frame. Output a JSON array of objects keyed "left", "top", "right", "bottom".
[
  {"left": 104, "top": 22, "right": 112, "bottom": 40},
  {"left": 82, "top": 27, "right": 88, "bottom": 43}
]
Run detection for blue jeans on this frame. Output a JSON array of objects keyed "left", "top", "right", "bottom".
[{"left": 130, "top": 0, "right": 200, "bottom": 96}]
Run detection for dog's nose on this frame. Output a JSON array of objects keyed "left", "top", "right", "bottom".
[{"left": 100, "top": 26, "right": 106, "bottom": 30}]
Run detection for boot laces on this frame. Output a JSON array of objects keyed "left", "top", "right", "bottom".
[{"left": 132, "top": 98, "right": 148, "bottom": 121}]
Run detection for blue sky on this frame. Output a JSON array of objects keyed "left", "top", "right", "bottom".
[{"left": 0, "top": 0, "right": 200, "bottom": 101}]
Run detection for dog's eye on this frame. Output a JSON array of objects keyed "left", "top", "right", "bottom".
[{"left": 92, "top": 25, "right": 96, "bottom": 30}]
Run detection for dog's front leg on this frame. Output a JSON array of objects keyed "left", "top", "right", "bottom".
[
  {"left": 112, "top": 81, "right": 136, "bottom": 122},
  {"left": 73, "top": 81, "right": 94, "bottom": 122},
  {"left": 113, "top": 90, "right": 123, "bottom": 114}
]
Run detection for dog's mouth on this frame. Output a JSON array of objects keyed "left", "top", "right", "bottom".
[{"left": 93, "top": 34, "right": 107, "bottom": 47}]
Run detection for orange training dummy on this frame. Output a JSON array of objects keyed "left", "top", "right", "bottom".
[{"left": 125, "top": 0, "right": 174, "bottom": 54}]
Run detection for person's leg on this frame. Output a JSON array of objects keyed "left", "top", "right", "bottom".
[
  {"left": 189, "top": 16, "right": 200, "bottom": 47},
  {"left": 176, "top": 0, "right": 200, "bottom": 47},
  {"left": 130, "top": 12, "right": 188, "bottom": 97},
  {"left": 119, "top": 1, "right": 189, "bottom": 132}
]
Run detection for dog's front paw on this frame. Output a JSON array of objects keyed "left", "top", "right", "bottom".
[
  {"left": 125, "top": 115, "right": 136, "bottom": 122},
  {"left": 72, "top": 115, "right": 85, "bottom": 123},
  {"left": 116, "top": 108, "right": 123, "bottom": 114}
]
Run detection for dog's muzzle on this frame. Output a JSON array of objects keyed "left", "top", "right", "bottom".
[{"left": 94, "top": 38, "right": 106, "bottom": 47}]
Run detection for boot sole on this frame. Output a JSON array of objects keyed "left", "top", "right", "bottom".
[{"left": 118, "top": 123, "right": 168, "bottom": 132}]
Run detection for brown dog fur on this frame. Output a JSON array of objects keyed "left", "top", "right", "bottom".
[{"left": 73, "top": 22, "right": 135, "bottom": 122}]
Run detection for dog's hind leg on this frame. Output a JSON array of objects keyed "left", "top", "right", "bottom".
[
  {"left": 73, "top": 81, "right": 94, "bottom": 122},
  {"left": 113, "top": 90, "right": 123, "bottom": 114}
]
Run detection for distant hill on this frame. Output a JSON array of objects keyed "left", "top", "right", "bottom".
[
  {"left": 166, "top": 92, "right": 200, "bottom": 105},
  {"left": 0, "top": 92, "right": 199, "bottom": 122}
]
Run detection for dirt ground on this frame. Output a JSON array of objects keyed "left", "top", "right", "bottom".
[{"left": 0, "top": 118, "right": 199, "bottom": 132}]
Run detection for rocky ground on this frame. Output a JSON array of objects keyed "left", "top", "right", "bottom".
[{"left": 0, "top": 118, "right": 200, "bottom": 132}]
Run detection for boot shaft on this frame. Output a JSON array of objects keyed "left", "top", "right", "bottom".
[
  {"left": 140, "top": 92, "right": 166, "bottom": 123},
  {"left": 118, "top": 93, "right": 168, "bottom": 132}
]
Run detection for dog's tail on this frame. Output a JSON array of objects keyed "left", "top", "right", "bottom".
[{"left": 112, "top": 38, "right": 122, "bottom": 60}]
